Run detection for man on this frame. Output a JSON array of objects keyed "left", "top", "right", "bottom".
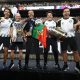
[
  {"left": 9, "top": 13, "right": 23, "bottom": 70},
  {"left": 0, "top": 8, "right": 13, "bottom": 69},
  {"left": 43, "top": 11, "right": 60, "bottom": 69},
  {"left": 57, "top": 7, "right": 80, "bottom": 72},
  {"left": 75, "top": 20, "right": 80, "bottom": 55},
  {"left": 23, "top": 10, "right": 41, "bottom": 69}
]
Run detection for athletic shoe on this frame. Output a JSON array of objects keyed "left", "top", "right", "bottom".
[
  {"left": 55, "top": 64, "right": 61, "bottom": 70},
  {"left": 62, "top": 64, "right": 69, "bottom": 71},
  {"left": 75, "top": 65, "right": 80, "bottom": 73},
  {"left": 9, "top": 63, "right": 14, "bottom": 69}
]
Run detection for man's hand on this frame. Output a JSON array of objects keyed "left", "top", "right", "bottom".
[
  {"left": 0, "top": 17, "right": 5, "bottom": 23},
  {"left": 26, "top": 32, "right": 32, "bottom": 36},
  {"left": 11, "top": 37, "right": 16, "bottom": 42},
  {"left": 74, "top": 21, "right": 80, "bottom": 29}
]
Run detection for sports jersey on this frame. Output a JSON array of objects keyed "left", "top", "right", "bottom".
[
  {"left": 0, "top": 17, "right": 12, "bottom": 37},
  {"left": 57, "top": 17, "right": 77, "bottom": 37},
  {"left": 44, "top": 20, "right": 57, "bottom": 39},
  {"left": 12, "top": 21, "right": 24, "bottom": 42},
  {"left": 44, "top": 20, "right": 56, "bottom": 30},
  {"left": 23, "top": 18, "right": 35, "bottom": 32}
]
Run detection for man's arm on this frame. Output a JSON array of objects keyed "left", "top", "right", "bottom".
[{"left": 72, "top": 17, "right": 78, "bottom": 30}]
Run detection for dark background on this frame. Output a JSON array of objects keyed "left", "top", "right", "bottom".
[
  {"left": 0, "top": 0, "right": 80, "bottom": 3},
  {"left": 19, "top": 9, "right": 80, "bottom": 17},
  {"left": 0, "top": 9, "right": 80, "bottom": 17}
]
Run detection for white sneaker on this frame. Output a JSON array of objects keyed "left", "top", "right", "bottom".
[
  {"left": 9, "top": 63, "right": 14, "bottom": 69},
  {"left": 75, "top": 66, "right": 80, "bottom": 73}
]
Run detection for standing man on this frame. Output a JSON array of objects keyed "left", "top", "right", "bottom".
[
  {"left": 0, "top": 8, "right": 13, "bottom": 69},
  {"left": 57, "top": 7, "right": 80, "bottom": 72},
  {"left": 43, "top": 11, "right": 60, "bottom": 69},
  {"left": 23, "top": 10, "right": 41, "bottom": 69},
  {"left": 75, "top": 20, "right": 80, "bottom": 56},
  {"left": 9, "top": 13, "right": 23, "bottom": 70}
]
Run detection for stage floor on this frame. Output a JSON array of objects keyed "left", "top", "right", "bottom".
[{"left": 0, "top": 59, "right": 80, "bottom": 80}]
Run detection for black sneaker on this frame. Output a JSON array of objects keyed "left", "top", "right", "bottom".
[
  {"left": 24, "top": 64, "right": 28, "bottom": 69},
  {"left": 55, "top": 64, "right": 61, "bottom": 70},
  {"left": 9, "top": 63, "right": 14, "bottom": 69},
  {"left": 18, "top": 63, "right": 22, "bottom": 70},
  {"left": 62, "top": 64, "right": 69, "bottom": 71},
  {"left": 43, "top": 64, "right": 47, "bottom": 69},
  {"left": 75, "top": 65, "right": 80, "bottom": 73},
  {"left": 36, "top": 64, "right": 42, "bottom": 69},
  {"left": 3, "top": 63, "right": 7, "bottom": 69}
]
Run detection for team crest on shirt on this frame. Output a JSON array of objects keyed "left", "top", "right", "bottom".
[
  {"left": 45, "top": 23, "right": 48, "bottom": 25},
  {"left": 62, "top": 22, "right": 64, "bottom": 25},
  {"left": 69, "top": 20, "right": 72, "bottom": 23},
  {"left": 9, "top": 20, "right": 12, "bottom": 23}
]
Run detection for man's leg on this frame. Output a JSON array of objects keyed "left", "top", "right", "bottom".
[
  {"left": 51, "top": 39, "right": 60, "bottom": 69},
  {"left": 43, "top": 38, "right": 50, "bottom": 69},
  {"left": 18, "top": 49, "right": 23, "bottom": 69},
  {"left": 3, "top": 47, "right": 8, "bottom": 68},
  {"left": 9, "top": 42, "right": 16, "bottom": 69},
  {"left": 70, "top": 37, "right": 80, "bottom": 72},
  {"left": 3, "top": 37, "right": 10, "bottom": 69},
  {"left": 61, "top": 38, "right": 69, "bottom": 71},
  {"left": 9, "top": 50, "right": 15, "bottom": 69},
  {"left": 24, "top": 37, "right": 32, "bottom": 69},
  {"left": 73, "top": 51, "right": 80, "bottom": 72}
]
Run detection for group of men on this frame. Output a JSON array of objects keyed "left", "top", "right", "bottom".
[{"left": 0, "top": 7, "right": 80, "bottom": 72}]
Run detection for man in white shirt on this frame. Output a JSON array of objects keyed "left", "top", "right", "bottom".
[
  {"left": 9, "top": 13, "right": 23, "bottom": 70},
  {"left": 43, "top": 11, "right": 60, "bottom": 70},
  {"left": 75, "top": 20, "right": 80, "bottom": 56},
  {"left": 0, "top": 8, "right": 12, "bottom": 69},
  {"left": 57, "top": 7, "right": 80, "bottom": 72}
]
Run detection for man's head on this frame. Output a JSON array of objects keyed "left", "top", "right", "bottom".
[
  {"left": 4, "top": 8, "right": 12, "bottom": 18},
  {"left": 63, "top": 7, "right": 70, "bottom": 19},
  {"left": 28, "top": 10, "right": 34, "bottom": 19},
  {"left": 46, "top": 11, "right": 53, "bottom": 21},
  {"left": 15, "top": 13, "right": 21, "bottom": 21}
]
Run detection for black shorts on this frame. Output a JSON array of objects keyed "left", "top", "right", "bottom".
[
  {"left": 61, "top": 37, "right": 77, "bottom": 52},
  {"left": 11, "top": 42, "right": 23, "bottom": 50},
  {"left": 0, "top": 37, "right": 10, "bottom": 48}
]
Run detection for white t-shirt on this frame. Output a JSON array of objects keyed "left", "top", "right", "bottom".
[
  {"left": 44, "top": 20, "right": 56, "bottom": 31},
  {"left": 0, "top": 18, "right": 12, "bottom": 37},
  {"left": 57, "top": 17, "right": 77, "bottom": 37}
]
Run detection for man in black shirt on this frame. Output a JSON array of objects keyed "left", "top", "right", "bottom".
[{"left": 23, "top": 10, "right": 41, "bottom": 69}]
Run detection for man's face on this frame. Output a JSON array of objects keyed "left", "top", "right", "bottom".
[
  {"left": 28, "top": 10, "right": 34, "bottom": 18},
  {"left": 15, "top": 14, "right": 21, "bottom": 21},
  {"left": 4, "top": 9, "right": 10, "bottom": 18},
  {"left": 63, "top": 8, "right": 70, "bottom": 19},
  {"left": 47, "top": 13, "right": 53, "bottom": 20}
]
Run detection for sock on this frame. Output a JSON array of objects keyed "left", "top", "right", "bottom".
[
  {"left": 76, "top": 62, "right": 79, "bottom": 67},
  {"left": 64, "top": 62, "right": 68, "bottom": 65},
  {"left": 11, "top": 60, "right": 13, "bottom": 63},
  {"left": 19, "top": 60, "right": 21, "bottom": 64},
  {"left": 3, "top": 62, "right": 6, "bottom": 65},
  {"left": 55, "top": 61, "right": 59, "bottom": 65}
]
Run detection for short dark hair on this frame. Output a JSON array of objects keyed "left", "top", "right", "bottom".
[
  {"left": 46, "top": 11, "right": 53, "bottom": 16},
  {"left": 63, "top": 7, "right": 70, "bottom": 12}
]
